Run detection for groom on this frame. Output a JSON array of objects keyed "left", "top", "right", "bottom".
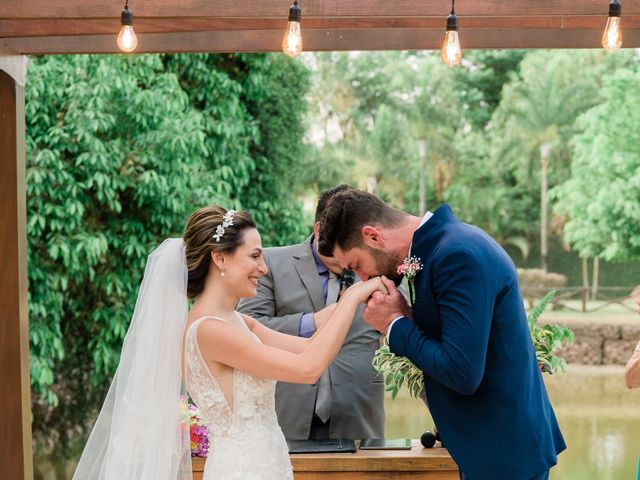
[{"left": 318, "top": 189, "right": 565, "bottom": 480}]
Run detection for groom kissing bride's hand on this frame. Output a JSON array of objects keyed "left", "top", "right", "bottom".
[
  {"left": 318, "top": 188, "right": 565, "bottom": 480},
  {"left": 362, "top": 276, "right": 413, "bottom": 335}
]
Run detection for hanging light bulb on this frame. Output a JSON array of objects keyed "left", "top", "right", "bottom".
[
  {"left": 441, "top": 0, "right": 462, "bottom": 66},
  {"left": 282, "top": 1, "right": 303, "bottom": 57},
  {"left": 440, "top": 0, "right": 462, "bottom": 67},
  {"left": 602, "top": 0, "right": 622, "bottom": 52},
  {"left": 117, "top": 1, "right": 138, "bottom": 53}
]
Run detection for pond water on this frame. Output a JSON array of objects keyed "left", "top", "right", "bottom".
[
  {"left": 384, "top": 364, "right": 640, "bottom": 480},
  {"left": 35, "top": 365, "right": 640, "bottom": 479}
]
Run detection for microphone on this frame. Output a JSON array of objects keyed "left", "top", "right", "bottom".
[
  {"left": 420, "top": 429, "right": 444, "bottom": 448},
  {"left": 337, "top": 269, "right": 355, "bottom": 299},
  {"left": 420, "top": 431, "right": 436, "bottom": 448}
]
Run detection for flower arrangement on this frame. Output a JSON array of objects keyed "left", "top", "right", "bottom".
[
  {"left": 397, "top": 256, "right": 423, "bottom": 303},
  {"left": 187, "top": 402, "right": 210, "bottom": 457},
  {"left": 372, "top": 290, "right": 574, "bottom": 399}
]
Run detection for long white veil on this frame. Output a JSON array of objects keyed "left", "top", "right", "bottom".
[{"left": 73, "top": 238, "right": 192, "bottom": 480}]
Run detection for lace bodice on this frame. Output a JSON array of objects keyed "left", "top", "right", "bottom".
[{"left": 184, "top": 315, "right": 293, "bottom": 480}]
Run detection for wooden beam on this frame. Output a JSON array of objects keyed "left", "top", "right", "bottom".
[
  {"left": 0, "top": 39, "right": 18, "bottom": 55},
  {"left": 3, "top": 0, "right": 640, "bottom": 19},
  {"left": 4, "top": 15, "right": 640, "bottom": 38},
  {"left": 3, "top": 1, "right": 639, "bottom": 51},
  {"left": 0, "top": 60, "right": 33, "bottom": 480},
  {"left": 4, "top": 27, "right": 640, "bottom": 54}
]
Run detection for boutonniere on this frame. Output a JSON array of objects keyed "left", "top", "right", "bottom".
[{"left": 397, "top": 255, "right": 423, "bottom": 303}]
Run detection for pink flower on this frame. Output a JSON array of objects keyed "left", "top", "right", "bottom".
[
  {"left": 187, "top": 402, "right": 211, "bottom": 457},
  {"left": 397, "top": 256, "right": 422, "bottom": 303},
  {"left": 397, "top": 256, "right": 423, "bottom": 282}
]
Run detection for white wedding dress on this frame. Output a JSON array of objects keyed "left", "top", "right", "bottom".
[{"left": 184, "top": 314, "right": 294, "bottom": 480}]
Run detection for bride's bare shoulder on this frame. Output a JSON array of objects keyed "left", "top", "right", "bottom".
[{"left": 236, "top": 311, "right": 256, "bottom": 330}]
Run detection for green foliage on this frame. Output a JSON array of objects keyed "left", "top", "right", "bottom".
[
  {"left": 552, "top": 68, "right": 640, "bottom": 261},
  {"left": 527, "top": 291, "right": 574, "bottom": 374},
  {"left": 448, "top": 50, "right": 634, "bottom": 245},
  {"left": 372, "top": 342, "right": 424, "bottom": 400},
  {"left": 305, "top": 49, "right": 640, "bottom": 278},
  {"left": 373, "top": 291, "right": 574, "bottom": 399},
  {"left": 26, "top": 53, "right": 310, "bottom": 453},
  {"left": 27, "top": 54, "right": 210, "bottom": 408},
  {"left": 452, "top": 50, "right": 526, "bottom": 129},
  {"left": 305, "top": 52, "right": 462, "bottom": 210},
  {"left": 164, "top": 53, "right": 310, "bottom": 246},
  {"left": 234, "top": 54, "right": 311, "bottom": 244}
]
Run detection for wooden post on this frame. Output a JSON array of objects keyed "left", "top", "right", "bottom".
[{"left": 0, "top": 57, "right": 33, "bottom": 480}]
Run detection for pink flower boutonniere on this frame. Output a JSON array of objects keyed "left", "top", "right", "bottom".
[{"left": 397, "top": 256, "right": 423, "bottom": 303}]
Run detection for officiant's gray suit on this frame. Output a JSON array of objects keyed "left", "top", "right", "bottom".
[{"left": 237, "top": 236, "right": 385, "bottom": 440}]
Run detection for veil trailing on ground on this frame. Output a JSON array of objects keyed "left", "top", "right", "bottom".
[{"left": 73, "top": 238, "right": 192, "bottom": 480}]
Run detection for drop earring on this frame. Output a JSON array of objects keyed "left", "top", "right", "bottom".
[{"left": 221, "top": 269, "right": 225, "bottom": 277}]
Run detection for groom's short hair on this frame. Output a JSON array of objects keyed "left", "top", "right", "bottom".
[{"left": 318, "top": 189, "right": 405, "bottom": 257}]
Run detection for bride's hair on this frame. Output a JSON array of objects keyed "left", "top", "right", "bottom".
[{"left": 183, "top": 205, "right": 257, "bottom": 298}]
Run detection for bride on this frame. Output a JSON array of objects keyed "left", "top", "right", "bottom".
[{"left": 72, "top": 205, "right": 387, "bottom": 480}]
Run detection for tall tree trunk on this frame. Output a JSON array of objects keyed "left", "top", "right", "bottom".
[
  {"left": 591, "top": 256, "right": 600, "bottom": 300},
  {"left": 581, "top": 256, "right": 590, "bottom": 312},
  {"left": 418, "top": 139, "right": 428, "bottom": 215},
  {"left": 540, "top": 143, "right": 551, "bottom": 272},
  {"left": 366, "top": 176, "right": 378, "bottom": 195}
]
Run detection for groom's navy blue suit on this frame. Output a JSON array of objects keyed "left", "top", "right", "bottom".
[{"left": 389, "top": 205, "right": 565, "bottom": 480}]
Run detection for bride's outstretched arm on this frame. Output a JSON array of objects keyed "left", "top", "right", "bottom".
[
  {"left": 240, "top": 304, "right": 337, "bottom": 354},
  {"left": 197, "top": 277, "right": 387, "bottom": 384}
]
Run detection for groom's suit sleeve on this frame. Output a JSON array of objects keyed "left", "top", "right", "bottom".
[{"left": 388, "top": 246, "right": 495, "bottom": 395}]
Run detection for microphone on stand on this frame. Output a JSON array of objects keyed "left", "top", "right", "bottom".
[
  {"left": 337, "top": 269, "right": 356, "bottom": 300},
  {"left": 420, "top": 429, "right": 444, "bottom": 448},
  {"left": 420, "top": 431, "right": 436, "bottom": 448}
]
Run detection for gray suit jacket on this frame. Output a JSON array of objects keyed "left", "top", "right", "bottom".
[{"left": 237, "top": 236, "right": 385, "bottom": 440}]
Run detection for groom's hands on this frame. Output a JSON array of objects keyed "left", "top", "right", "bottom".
[{"left": 363, "top": 277, "right": 413, "bottom": 335}]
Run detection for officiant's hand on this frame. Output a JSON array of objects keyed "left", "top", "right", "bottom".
[{"left": 363, "top": 277, "right": 412, "bottom": 334}]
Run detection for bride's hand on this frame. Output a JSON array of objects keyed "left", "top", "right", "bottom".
[{"left": 343, "top": 276, "right": 389, "bottom": 304}]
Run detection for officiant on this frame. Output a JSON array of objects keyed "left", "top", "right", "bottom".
[{"left": 238, "top": 185, "right": 385, "bottom": 440}]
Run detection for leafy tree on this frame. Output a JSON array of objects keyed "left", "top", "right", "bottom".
[
  {"left": 234, "top": 54, "right": 311, "bottom": 243},
  {"left": 452, "top": 50, "right": 526, "bottom": 130},
  {"left": 552, "top": 68, "right": 640, "bottom": 261},
  {"left": 450, "top": 51, "right": 634, "bottom": 255},
  {"left": 26, "top": 53, "right": 310, "bottom": 457},
  {"left": 27, "top": 54, "right": 213, "bottom": 457},
  {"left": 304, "top": 52, "right": 462, "bottom": 211},
  {"left": 165, "top": 53, "right": 310, "bottom": 245}
]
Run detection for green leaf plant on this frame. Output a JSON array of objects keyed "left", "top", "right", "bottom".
[{"left": 372, "top": 290, "right": 574, "bottom": 399}]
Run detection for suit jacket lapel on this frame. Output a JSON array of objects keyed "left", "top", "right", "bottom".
[{"left": 293, "top": 237, "right": 325, "bottom": 311}]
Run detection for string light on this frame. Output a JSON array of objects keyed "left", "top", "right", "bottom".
[
  {"left": 117, "top": 0, "right": 138, "bottom": 53},
  {"left": 441, "top": 0, "right": 462, "bottom": 66},
  {"left": 602, "top": 0, "right": 622, "bottom": 52},
  {"left": 282, "top": 1, "right": 303, "bottom": 57}
]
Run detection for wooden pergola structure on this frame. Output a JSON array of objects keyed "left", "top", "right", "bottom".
[{"left": 1, "top": 1, "right": 639, "bottom": 478}]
